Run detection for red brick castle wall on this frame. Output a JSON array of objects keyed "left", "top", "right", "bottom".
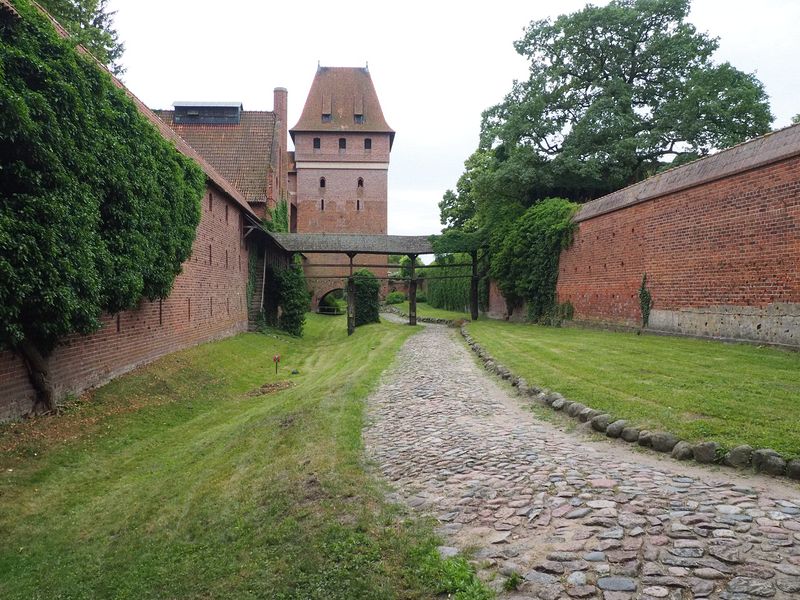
[{"left": 0, "top": 184, "right": 253, "bottom": 420}]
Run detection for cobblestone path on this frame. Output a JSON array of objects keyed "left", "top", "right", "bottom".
[{"left": 364, "top": 323, "right": 800, "bottom": 599}]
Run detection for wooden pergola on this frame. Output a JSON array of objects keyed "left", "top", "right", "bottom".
[{"left": 267, "top": 233, "right": 479, "bottom": 334}]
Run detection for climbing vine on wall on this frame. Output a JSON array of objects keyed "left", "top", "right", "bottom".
[
  {"left": 0, "top": 0, "right": 205, "bottom": 410},
  {"left": 638, "top": 273, "right": 653, "bottom": 328},
  {"left": 490, "top": 198, "right": 578, "bottom": 322}
]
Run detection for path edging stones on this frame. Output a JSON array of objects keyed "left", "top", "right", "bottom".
[{"left": 458, "top": 324, "right": 799, "bottom": 481}]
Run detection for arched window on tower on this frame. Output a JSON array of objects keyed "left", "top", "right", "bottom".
[
  {"left": 357, "top": 177, "right": 364, "bottom": 188},
  {"left": 319, "top": 177, "right": 326, "bottom": 188}
]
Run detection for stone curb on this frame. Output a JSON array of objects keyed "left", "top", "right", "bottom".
[{"left": 458, "top": 325, "right": 800, "bottom": 482}]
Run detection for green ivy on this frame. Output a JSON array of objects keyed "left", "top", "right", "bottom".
[
  {"left": 426, "top": 254, "right": 471, "bottom": 312},
  {"left": 275, "top": 264, "right": 308, "bottom": 336},
  {"left": 353, "top": 269, "right": 380, "bottom": 326},
  {"left": 265, "top": 197, "right": 289, "bottom": 233},
  {"left": 0, "top": 0, "right": 204, "bottom": 355},
  {"left": 490, "top": 198, "right": 578, "bottom": 322},
  {"left": 247, "top": 248, "right": 258, "bottom": 314},
  {"left": 638, "top": 273, "right": 653, "bottom": 328}
]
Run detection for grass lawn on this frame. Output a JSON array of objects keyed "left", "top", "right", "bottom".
[
  {"left": 466, "top": 320, "right": 800, "bottom": 458},
  {"left": 0, "top": 315, "right": 491, "bottom": 599},
  {"left": 395, "top": 301, "right": 470, "bottom": 321}
]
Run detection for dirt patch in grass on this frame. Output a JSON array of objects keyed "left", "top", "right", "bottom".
[
  {"left": 0, "top": 388, "right": 172, "bottom": 456},
  {"left": 245, "top": 380, "right": 294, "bottom": 397}
]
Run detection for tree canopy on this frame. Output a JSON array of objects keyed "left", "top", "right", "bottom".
[
  {"left": 0, "top": 0, "right": 204, "bottom": 409},
  {"left": 36, "top": 0, "right": 124, "bottom": 75},
  {"left": 439, "top": 0, "right": 773, "bottom": 319}
]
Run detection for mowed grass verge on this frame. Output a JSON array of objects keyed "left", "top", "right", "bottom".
[
  {"left": 466, "top": 320, "right": 800, "bottom": 458},
  {"left": 396, "top": 301, "right": 470, "bottom": 321},
  {"left": 0, "top": 315, "right": 491, "bottom": 599}
]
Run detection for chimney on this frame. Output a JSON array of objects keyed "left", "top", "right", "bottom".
[{"left": 273, "top": 87, "right": 288, "bottom": 201}]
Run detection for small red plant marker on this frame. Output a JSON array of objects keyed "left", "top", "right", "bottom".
[{"left": 273, "top": 353, "right": 280, "bottom": 374}]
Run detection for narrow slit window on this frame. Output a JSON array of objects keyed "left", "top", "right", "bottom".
[
  {"left": 319, "top": 177, "right": 326, "bottom": 188},
  {"left": 338, "top": 138, "right": 346, "bottom": 150},
  {"left": 313, "top": 137, "right": 321, "bottom": 149},
  {"left": 225, "top": 204, "right": 229, "bottom": 223},
  {"left": 208, "top": 193, "right": 213, "bottom": 211},
  {"left": 364, "top": 138, "right": 372, "bottom": 150},
  {"left": 357, "top": 199, "right": 361, "bottom": 211},
  {"left": 320, "top": 198, "right": 325, "bottom": 211}
]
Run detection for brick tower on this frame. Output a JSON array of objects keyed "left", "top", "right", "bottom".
[{"left": 289, "top": 66, "right": 394, "bottom": 306}]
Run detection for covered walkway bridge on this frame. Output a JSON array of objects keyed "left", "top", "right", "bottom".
[{"left": 266, "top": 233, "right": 479, "bottom": 333}]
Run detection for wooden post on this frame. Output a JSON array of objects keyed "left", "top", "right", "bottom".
[
  {"left": 408, "top": 254, "right": 417, "bottom": 326},
  {"left": 470, "top": 250, "right": 479, "bottom": 321},
  {"left": 347, "top": 253, "right": 356, "bottom": 335}
]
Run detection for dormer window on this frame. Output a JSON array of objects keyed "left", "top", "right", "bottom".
[
  {"left": 322, "top": 113, "right": 332, "bottom": 123},
  {"left": 354, "top": 114, "right": 364, "bottom": 124},
  {"left": 313, "top": 137, "right": 321, "bottom": 149},
  {"left": 364, "top": 138, "right": 372, "bottom": 150},
  {"left": 339, "top": 138, "right": 346, "bottom": 150}
]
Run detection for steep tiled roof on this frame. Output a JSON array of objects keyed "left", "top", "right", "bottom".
[
  {"left": 291, "top": 66, "right": 394, "bottom": 145},
  {"left": 269, "top": 233, "right": 433, "bottom": 255},
  {"left": 155, "top": 110, "right": 276, "bottom": 204},
  {"left": 576, "top": 123, "right": 800, "bottom": 222}
]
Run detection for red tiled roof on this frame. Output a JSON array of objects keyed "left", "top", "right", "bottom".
[
  {"left": 31, "top": 2, "right": 257, "bottom": 219},
  {"left": 156, "top": 110, "right": 276, "bottom": 204},
  {"left": 291, "top": 66, "right": 394, "bottom": 145}
]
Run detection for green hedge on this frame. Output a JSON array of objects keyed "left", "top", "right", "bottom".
[{"left": 353, "top": 269, "right": 380, "bottom": 326}]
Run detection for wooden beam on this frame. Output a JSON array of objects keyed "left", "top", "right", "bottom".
[
  {"left": 408, "top": 254, "right": 417, "bottom": 326},
  {"left": 347, "top": 254, "right": 356, "bottom": 335},
  {"left": 470, "top": 250, "right": 479, "bottom": 321}
]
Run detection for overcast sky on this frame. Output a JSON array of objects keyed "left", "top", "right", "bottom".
[{"left": 109, "top": 0, "right": 800, "bottom": 236}]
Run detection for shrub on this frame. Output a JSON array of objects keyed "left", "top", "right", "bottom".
[
  {"left": 276, "top": 265, "right": 308, "bottom": 336},
  {"left": 416, "top": 293, "right": 427, "bottom": 304},
  {"left": 385, "top": 291, "right": 405, "bottom": 305},
  {"left": 353, "top": 269, "right": 380, "bottom": 326}
]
